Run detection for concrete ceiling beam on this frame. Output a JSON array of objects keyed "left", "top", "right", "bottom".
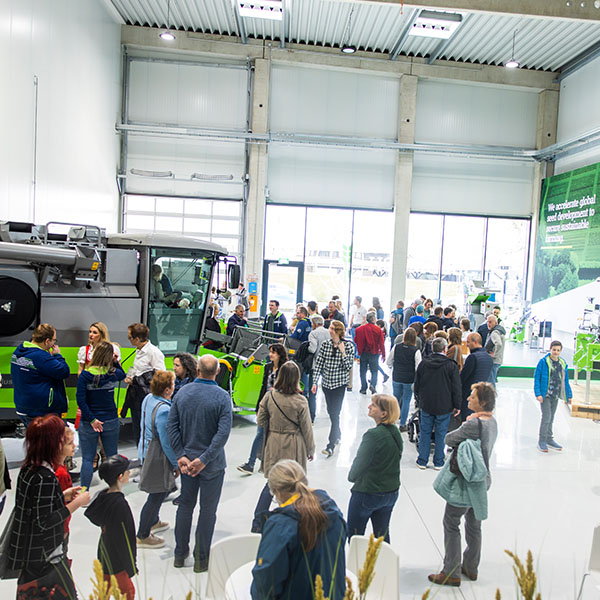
[{"left": 122, "top": 25, "right": 559, "bottom": 91}]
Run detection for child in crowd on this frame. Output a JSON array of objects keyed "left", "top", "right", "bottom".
[
  {"left": 534, "top": 340, "right": 572, "bottom": 453},
  {"left": 54, "top": 426, "right": 76, "bottom": 563},
  {"left": 85, "top": 455, "right": 138, "bottom": 600}
]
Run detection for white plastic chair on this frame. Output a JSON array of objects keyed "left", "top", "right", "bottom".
[
  {"left": 577, "top": 525, "right": 600, "bottom": 600},
  {"left": 347, "top": 534, "right": 400, "bottom": 599},
  {"left": 205, "top": 533, "right": 262, "bottom": 600}
]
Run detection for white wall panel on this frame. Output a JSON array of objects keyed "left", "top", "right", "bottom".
[
  {"left": 555, "top": 55, "right": 600, "bottom": 175},
  {"left": 128, "top": 61, "right": 247, "bottom": 130},
  {"left": 415, "top": 80, "right": 538, "bottom": 148},
  {"left": 0, "top": 0, "right": 121, "bottom": 230},
  {"left": 270, "top": 64, "right": 399, "bottom": 139},
  {"left": 125, "top": 136, "right": 245, "bottom": 199},
  {"left": 268, "top": 144, "right": 396, "bottom": 210},
  {"left": 411, "top": 154, "right": 534, "bottom": 217}
]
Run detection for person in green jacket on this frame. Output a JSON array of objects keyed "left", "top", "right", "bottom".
[{"left": 347, "top": 394, "right": 403, "bottom": 543}]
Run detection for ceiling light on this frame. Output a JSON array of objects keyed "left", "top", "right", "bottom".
[
  {"left": 159, "top": 0, "right": 176, "bottom": 41},
  {"left": 341, "top": 45, "right": 356, "bottom": 54},
  {"left": 238, "top": 1, "right": 283, "bottom": 21},
  {"left": 505, "top": 30, "right": 520, "bottom": 69},
  {"left": 408, "top": 10, "right": 462, "bottom": 39}
]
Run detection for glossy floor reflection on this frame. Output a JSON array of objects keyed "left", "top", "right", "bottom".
[{"left": 1, "top": 374, "right": 599, "bottom": 599}]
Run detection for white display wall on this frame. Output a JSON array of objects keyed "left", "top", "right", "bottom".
[{"left": 0, "top": 0, "right": 121, "bottom": 230}]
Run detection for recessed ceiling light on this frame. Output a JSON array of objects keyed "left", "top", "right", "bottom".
[
  {"left": 342, "top": 45, "right": 356, "bottom": 54},
  {"left": 159, "top": 30, "right": 176, "bottom": 41},
  {"left": 408, "top": 10, "right": 462, "bottom": 39}
]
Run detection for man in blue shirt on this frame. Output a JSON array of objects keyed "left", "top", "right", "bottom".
[
  {"left": 226, "top": 304, "right": 248, "bottom": 336},
  {"left": 167, "top": 354, "right": 232, "bottom": 573},
  {"left": 263, "top": 299, "right": 288, "bottom": 334},
  {"left": 290, "top": 306, "right": 311, "bottom": 342}
]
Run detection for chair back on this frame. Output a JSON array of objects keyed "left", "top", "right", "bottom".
[
  {"left": 589, "top": 525, "right": 600, "bottom": 572},
  {"left": 205, "top": 533, "right": 262, "bottom": 600},
  {"left": 347, "top": 535, "right": 399, "bottom": 599}
]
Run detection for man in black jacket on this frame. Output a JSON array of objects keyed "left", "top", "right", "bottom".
[
  {"left": 425, "top": 306, "right": 444, "bottom": 332},
  {"left": 460, "top": 333, "right": 493, "bottom": 421},
  {"left": 414, "top": 337, "right": 461, "bottom": 470},
  {"left": 441, "top": 306, "right": 456, "bottom": 331}
]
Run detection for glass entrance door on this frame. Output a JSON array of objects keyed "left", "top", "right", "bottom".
[{"left": 262, "top": 261, "right": 304, "bottom": 319}]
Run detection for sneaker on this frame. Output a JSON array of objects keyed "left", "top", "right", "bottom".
[
  {"left": 416, "top": 462, "right": 427, "bottom": 470},
  {"left": 137, "top": 534, "right": 166, "bottom": 549},
  {"left": 321, "top": 447, "right": 334, "bottom": 457},
  {"left": 346, "top": 386, "right": 353, "bottom": 392},
  {"left": 359, "top": 389, "right": 367, "bottom": 395},
  {"left": 547, "top": 440, "right": 563, "bottom": 451},
  {"left": 428, "top": 572, "right": 461, "bottom": 587},
  {"left": 399, "top": 425, "right": 408, "bottom": 433},
  {"left": 537, "top": 441, "right": 548, "bottom": 453},
  {"left": 194, "top": 558, "right": 209, "bottom": 573},
  {"left": 369, "top": 385, "right": 376, "bottom": 394},
  {"left": 237, "top": 462, "right": 254, "bottom": 475},
  {"left": 383, "top": 374, "right": 390, "bottom": 383},
  {"left": 172, "top": 495, "right": 181, "bottom": 506},
  {"left": 433, "top": 465, "right": 443, "bottom": 471},
  {"left": 151, "top": 521, "right": 169, "bottom": 534}
]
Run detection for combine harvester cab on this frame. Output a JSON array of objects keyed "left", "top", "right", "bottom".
[{"left": 0, "top": 220, "right": 240, "bottom": 424}]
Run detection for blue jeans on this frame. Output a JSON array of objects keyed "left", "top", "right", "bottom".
[
  {"left": 307, "top": 372, "right": 316, "bottom": 422},
  {"left": 392, "top": 381, "right": 413, "bottom": 426},
  {"left": 417, "top": 410, "right": 451, "bottom": 468},
  {"left": 174, "top": 470, "right": 225, "bottom": 562},
  {"left": 539, "top": 395, "right": 559, "bottom": 443},
  {"left": 138, "top": 491, "right": 169, "bottom": 538},
  {"left": 251, "top": 482, "right": 274, "bottom": 532},
  {"left": 78, "top": 418, "right": 120, "bottom": 489},
  {"left": 359, "top": 353, "right": 379, "bottom": 391},
  {"left": 351, "top": 325, "right": 360, "bottom": 358},
  {"left": 347, "top": 490, "right": 399, "bottom": 544},
  {"left": 488, "top": 363, "right": 500, "bottom": 387},
  {"left": 248, "top": 426, "right": 264, "bottom": 469}
]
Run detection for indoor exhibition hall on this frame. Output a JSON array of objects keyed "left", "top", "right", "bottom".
[{"left": 1, "top": 1, "right": 600, "bottom": 599}]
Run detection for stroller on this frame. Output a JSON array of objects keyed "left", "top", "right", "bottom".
[{"left": 407, "top": 408, "right": 461, "bottom": 448}]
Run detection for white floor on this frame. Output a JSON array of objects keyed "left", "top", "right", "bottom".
[{"left": 1, "top": 374, "right": 600, "bottom": 599}]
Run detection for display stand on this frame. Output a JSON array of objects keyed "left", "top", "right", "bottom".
[{"left": 572, "top": 333, "right": 600, "bottom": 414}]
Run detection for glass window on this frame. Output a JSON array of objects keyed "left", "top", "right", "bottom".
[
  {"left": 484, "top": 218, "right": 530, "bottom": 317},
  {"left": 156, "top": 197, "right": 184, "bottom": 214},
  {"left": 184, "top": 199, "right": 212, "bottom": 216},
  {"left": 440, "top": 216, "right": 485, "bottom": 310},
  {"left": 212, "top": 219, "right": 240, "bottom": 235},
  {"left": 350, "top": 210, "right": 394, "bottom": 316},
  {"left": 212, "top": 201, "right": 241, "bottom": 217},
  {"left": 155, "top": 216, "right": 183, "bottom": 232},
  {"left": 148, "top": 248, "right": 216, "bottom": 354},
  {"left": 303, "top": 207, "right": 353, "bottom": 312},
  {"left": 125, "top": 214, "right": 155, "bottom": 231},
  {"left": 264, "top": 205, "right": 306, "bottom": 262},
  {"left": 406, "top": 213, "right": 443, "bottom": 302}
]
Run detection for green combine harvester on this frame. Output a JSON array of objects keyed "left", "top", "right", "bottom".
[{"left": 0, "top": 220, "right": 269, "bottom": 425}]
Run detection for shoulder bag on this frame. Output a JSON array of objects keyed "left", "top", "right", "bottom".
[
  {"left": 139, "top": 401, "right": 176, "bottom": 494},
  {"left": 449, "top": 418, "right": 483, "bottom": 477}
]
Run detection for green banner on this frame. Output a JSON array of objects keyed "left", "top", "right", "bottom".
[{"left": 533, "top": 161, "right": 600, "bottom": 303}]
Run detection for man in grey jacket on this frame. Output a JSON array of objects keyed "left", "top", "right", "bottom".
[
  {"left": 484, "top": 315, "right": 506, "bottom": 388},
  {"left": 167, "top": 354, "right": 232, "bottom": 572}
]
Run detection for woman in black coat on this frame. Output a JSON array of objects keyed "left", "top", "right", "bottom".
[
  {"left": 8, "top": 415, "right": 89, "bottom": 597},
  {"left": 237, "top": 344, "right": 288, "bottom": 475}
]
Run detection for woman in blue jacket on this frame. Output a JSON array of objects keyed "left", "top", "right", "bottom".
[
  {"left": 76, "top": 341, "right": 126, "bottom": 489},
  {"left": 137, "top": 370, "right": 179, "bottom": 548},
  {"left": 10, "top": 323, "right": 70, "bottom": 426},
  {"left": 251, "top": 459, "right": 347, "bottom": 600}
]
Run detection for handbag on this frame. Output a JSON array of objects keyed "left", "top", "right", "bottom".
[
  {"left": 139, "top": 401, "right": 176, "bottom": 494},
  {"left": 449, "top": 417, "right": 483, "bottom": 477},
  {"left": 0, "top": 508, "right": 20, "bottom": 580},
  {"left": 16, "top": 559, "right": 76, "bottom": 600}
]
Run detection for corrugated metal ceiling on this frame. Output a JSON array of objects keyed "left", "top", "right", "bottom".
[{"left": 109, "top": 0, "right": 600, "bottom": 72}]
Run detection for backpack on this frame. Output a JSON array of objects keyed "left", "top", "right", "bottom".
[
  {"left": 392, "top": 309, "right": 404, "bottom": 335},
  {"left": 293, "top": 341, "right": 314, "bottom": 375}
]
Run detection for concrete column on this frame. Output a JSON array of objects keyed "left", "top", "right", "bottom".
[
  {"left": 389, "top": 74, "right": 417, "bottom": 310},
  {"left": 244, "top": 58, "right": 270, "bottom": 310},
  {"left": 526, "top": 89, "right": 559, "bottom": 301}
]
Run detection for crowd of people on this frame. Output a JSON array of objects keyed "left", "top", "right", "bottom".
[{"left": 0, "top": 291, "right": 574, "bottom": 599}]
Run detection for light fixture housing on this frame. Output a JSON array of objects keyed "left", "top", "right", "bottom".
[
  {"left": 505, "top": 58, "right": 520, "bottom": 69},
  {"left": 238, "top": 1, "right": 283, "bottom": 21},
  {"left": 159, "top": 30, "right": 176, "bottom": 41},
  {"left": 341, "top": 45, "right": 356, "bottom": 54},
  {"left": 408, "top": 10, "right": 462, "bottom": 39}
]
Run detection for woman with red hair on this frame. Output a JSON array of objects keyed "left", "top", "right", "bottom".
[{"left": 7, "top": 415, "right": 90, "bottom": 598}]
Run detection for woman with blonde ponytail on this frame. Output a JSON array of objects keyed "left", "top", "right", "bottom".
[{"left": 251, "top": 459, "right": 346, "bottom": 600}]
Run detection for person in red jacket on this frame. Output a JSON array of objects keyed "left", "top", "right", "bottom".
[{"left": 354, "top": 312, "right": 386, "bottom": 395}]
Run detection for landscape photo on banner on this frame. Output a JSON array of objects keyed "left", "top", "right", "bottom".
[{"left": 533, "top": 161, "right": 600, "bottom": 303}]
